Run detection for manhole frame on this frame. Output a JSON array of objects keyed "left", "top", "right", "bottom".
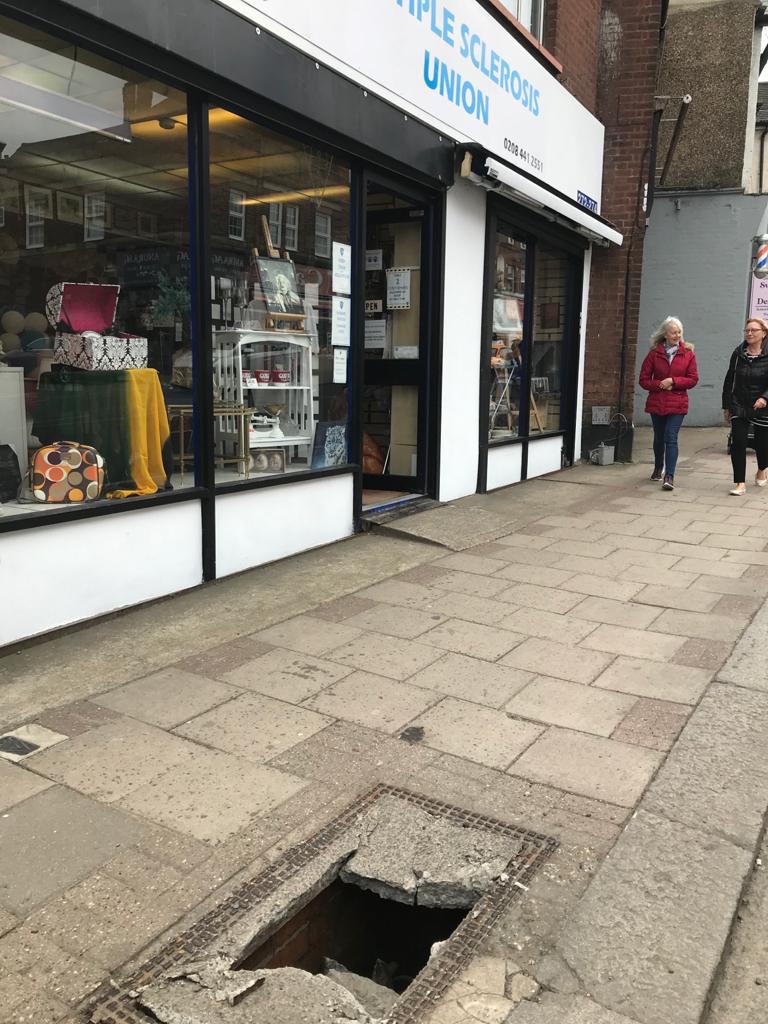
[{"left": 87, "top": 784, "right": 558, "bottom": 1024}]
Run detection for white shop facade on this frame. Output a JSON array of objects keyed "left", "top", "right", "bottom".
[{"left": 0, "top": 0, "right": 619, "bottom": 646}]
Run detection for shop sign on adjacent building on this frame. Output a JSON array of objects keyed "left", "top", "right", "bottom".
[
  {"left": 749, "top": 236, "right": 768, "bottom": 320},
  {"left": 221, "top": 0, "right": 605, "bottom": 209}
]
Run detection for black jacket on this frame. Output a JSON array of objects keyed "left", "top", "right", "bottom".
[{"left": 722, "top": 343, "right": 768, "bottom": 424}]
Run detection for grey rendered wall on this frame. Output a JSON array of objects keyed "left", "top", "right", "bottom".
[{"left": 635, "top": 192, "right": 768, "bottom": 426}]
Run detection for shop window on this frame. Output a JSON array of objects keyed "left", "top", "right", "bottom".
[
  {"left": 489, "top": 233, "right": 526, "bottom": 441},
  {"left": 0, "top": 17, "right": 193, "bottom": 518},
  {"left": 530, "top": 245, "right": 567, "bottom": 435},
  {"left": 207, "top": 108, "right": 351, "bottom": 482},
  {"left": 315, "top": 212, "right": 331, "bottom": 258},
  {"left": 487, "top": 224, "right": 573, "bottom": 443}
]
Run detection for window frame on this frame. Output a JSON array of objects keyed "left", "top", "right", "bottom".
[
  {"left": 314, "top": 211, "right": 332, "bottom": 258},
  {"left": 283, "top": 203, "right": 299, "bottom": 250},
  {"left": 227, "top": 188, "right": 246, "bottom": 241},
  {"left": 477, "top": 195, "right": 585, "bottom": 491}
]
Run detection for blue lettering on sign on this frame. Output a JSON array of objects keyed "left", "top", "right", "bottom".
[
  {"left": 577, "top": 190, "right": 598, "bottom": 212},
  {"left": 395, "top": 0, "right": 542, "bottom": 125}
]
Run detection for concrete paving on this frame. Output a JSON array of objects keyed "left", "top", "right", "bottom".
[{"left": 1, "top": 427, "right": 768, "bottom": 1024}]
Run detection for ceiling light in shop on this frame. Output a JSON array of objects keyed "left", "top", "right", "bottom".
[
  {"left": 243, "top": 184, "right": 350, "bottom": 206},
  {"left": 0, "top": 74, "right": 131, "bottom": 143}
]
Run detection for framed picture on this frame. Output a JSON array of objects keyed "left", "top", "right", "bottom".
[
  {"left": 251, "top": 448, "right": 285, "bottom": 474},
  {"left": 56, "top": 192, "right": 83, "bottom": 224},
  {"left": 311, "top": 421, "right": 347, "bottom": 469},
  {"left": 255, "top": 257, "right": 303, "bottom": 316},
  {"left": 137, "top": 212, "right": 157, "bottom": 237}
]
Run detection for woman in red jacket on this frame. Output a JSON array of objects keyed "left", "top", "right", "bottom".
[{"left": 638, "top": 317, "right": 699, "bottom": 491}]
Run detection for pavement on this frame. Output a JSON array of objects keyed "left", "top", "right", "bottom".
[{"left": 1, "top": 426, "right": 768, "bottom": 1024}]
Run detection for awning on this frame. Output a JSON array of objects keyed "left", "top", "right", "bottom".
[{"left": 462, "top": 153, "right": 623, "bottom": 247}]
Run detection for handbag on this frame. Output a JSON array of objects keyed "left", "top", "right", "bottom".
[
  {"left": 0, "top": 444, "right": 21, "bottom": 503},
  {"left": 31, "top": 442, "right": 105, "bottom": 503}
]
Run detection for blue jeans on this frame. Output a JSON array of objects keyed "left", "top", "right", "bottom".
[{"left": 650, "top": 413, "right": 685, "bottom": 477}]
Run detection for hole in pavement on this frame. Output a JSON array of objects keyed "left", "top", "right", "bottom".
[
  {"left": 240, "top": 876, "right": 466, "bottom": 994},
  {"left": 89, "top": 786, "right": 557, "bottom": 1024}
]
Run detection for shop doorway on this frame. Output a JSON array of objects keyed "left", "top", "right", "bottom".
[{"left": 359, "top": 177, "right": 438, "bottom": 512}]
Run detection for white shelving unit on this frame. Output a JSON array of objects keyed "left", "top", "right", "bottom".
[{"left": 212, "top": 329, "right": 314, "bottom": 450}]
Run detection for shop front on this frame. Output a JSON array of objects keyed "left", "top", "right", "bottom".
[{"left": 0, "top": 0, "right": 619, "bottom": 646}]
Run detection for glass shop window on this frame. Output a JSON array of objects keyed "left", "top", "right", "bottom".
[
  {"left": 207, "top": 108, "right": 351, "bottom": 482},
  {"left": 487, "top": 227, "right": 571, "bottom": 442},
  {"left": 0, "top": 17, "right": 193, "bottom": 516}
]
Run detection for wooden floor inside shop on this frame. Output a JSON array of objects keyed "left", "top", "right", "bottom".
[{"left": 361, "top": 489, "right": 415, "bottom": 510}]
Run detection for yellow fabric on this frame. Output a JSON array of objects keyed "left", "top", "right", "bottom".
[{"left": 107, "top": 369, "right": 171, "bottom": 498}]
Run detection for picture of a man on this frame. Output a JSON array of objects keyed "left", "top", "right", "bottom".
[{"left": 256, "top": 258, "right": 303, "bottom": 316}]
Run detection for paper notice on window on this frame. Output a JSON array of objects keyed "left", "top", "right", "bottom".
[
  {"left": 332, "top": 241, "right": 352, "bottom": 295},
  {"left": 386, "top": 267, "right": 411, "bottom": 309},
  {"left": 333, "top": 347, "right": 348, "bottom": 384},
  {"left": 364, "top": 319, "right": 387, "bottom": 349},
  {"left": 332, "top": 294, "right": 350, "bottom": 347},
  {"left": 366, "top": 249, "right": 383, "bottom": 271},
  {"left": 365, "top": 299, "right": 383, "bottom": 314}
]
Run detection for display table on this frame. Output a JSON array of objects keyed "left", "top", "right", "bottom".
[
  {"left": 168, "top": 401, "right": 251, "bottom": 482},
  {"left": 34, "top": 367, "right": 172, "bottom": 496}
]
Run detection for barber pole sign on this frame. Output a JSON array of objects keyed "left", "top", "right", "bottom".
[{"left": 750, "top": 236, "right": 768, "bottom": 319}]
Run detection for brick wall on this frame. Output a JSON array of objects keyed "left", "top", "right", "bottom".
[{"left": 545, "top": 1, "right": 663, "bottom": 450}]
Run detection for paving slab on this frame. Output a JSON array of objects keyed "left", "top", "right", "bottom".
[
  {"left": 643, "top": 683, "right": 768, "bottom": 849},
  {"left": 0, "top": 759, "right": 53, "bottom": 812},
  {"left": 415, "top": 618, "right": 526, "bottom": 662},
  {"left": 303, "top": 671, "right": 439, "bottom": 733},
  {"left": 95, "top": 668, "right": 240, "bottom": 728},
  {"left": 410, "top": 697, "right": 544, "bottom": 769},
  {"left": 27, "top": 718, "right": 197, "bottom": 802},
  {"left": 174, "top": 637, "right": 275, "bottom": 679},
  {"left": 592, "top": 656, "right": 712, "bottom": 705},
  {"left": 0, "top": 787, "right": 149, "bottom": 914},
  {"left": 651, "top": 609, "right": 746, "bottom": 642},
  {"left": 407, "top": 653, "right": 534, "bottom": 708},
  {"left": 0, "top": 926, "right": 104, "bottom": 1006},
  {"left": 505, "top": 677, "right": 636, "bottom": 737},
  {"left": 371, "top": 504, "right": 516, "bottom": 551},
  {"left": 423, "top": 568, "right": 512, "bottom": 598},
  {"left": 356, "top": 578, "right": 441, "bottom": 609},
  {"left": 510, "top": 727, "right": 663, "bottom": 806},
  {"left": 718, "top": 598, "right": 768, "bottom": 690},
  {"left": 672, "top": 638, "right": 733, "bottom": 671},
  {"left": 174, "top": 692, "right": 331, "bottom": 763},
  {"left": 252, "top": 614, "right": 363, "bottom": 655},
  {"left": 611, "top": 697, "right": 690, "bottom": 751},
  {"left": 35, "top": 699, "right": 123, "bottom": 738},
  {"left": 558, "top": 811, "right": 751, "bottom": 1024},
  {"left": 570, "top": 596, "right": 662, "bottom": 630},
  {"left": 118, "top": 746, "right": 306, "bottom": 843},
  {"left": 558, "top": 574, "right": 644, "bottom": 602},
  {"left": 501, "top": 638, "right": 614, "bottom": 684},
  {"left": 325, "top": 630, "right": 444, "bottom": 679},
  {"left": 341, "top": 602, "right": 447, "bottom": 638},
  {"left": 581, "top": 624, "right": 686, "bottom": 661},
  {"left": 220, "top": 647, "right": 353, "bottom": 702},
  {"left": 497, "top": 582, "right": 584, "bottom": 614},
  {"left": 631, "top": 585, "right": 720, "bottom": 613},
  {"left": 508, "top": 993, "right": 639, "bottom": 1023}
]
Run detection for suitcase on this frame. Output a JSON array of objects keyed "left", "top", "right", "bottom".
[{"left": 31, "top": 442, "right": 105, "bottom": 503}]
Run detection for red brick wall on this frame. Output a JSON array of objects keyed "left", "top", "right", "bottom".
[{"left": 545, "top": 1, "right": 663, "bottom": 444}]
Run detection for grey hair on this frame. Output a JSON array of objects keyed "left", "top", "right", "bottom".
[{"left": 650, "top": 316, "right": 683, "bottom": 348}]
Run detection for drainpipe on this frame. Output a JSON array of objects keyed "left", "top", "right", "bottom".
[
  {"left": 658, "top": 95, "right": 692, "bottom": 187},
  {"left": 760, "top": 127, "right": 768, "bottom": 192}
]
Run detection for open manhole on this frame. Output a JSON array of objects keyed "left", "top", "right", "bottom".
[{"left": 89, "top": 785, "right": 556, "bottom": 1024}]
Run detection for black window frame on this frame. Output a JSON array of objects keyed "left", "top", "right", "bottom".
[{"left": 477, "top": 195, "right": 585, "bottom": 493}]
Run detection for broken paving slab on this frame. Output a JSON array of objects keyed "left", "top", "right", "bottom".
[
  {"left": 339, "top": 794, "right": 523, "bottom": 908},
  {"left": 506, "top": 993, "right": 639, "bottom": 1023},
  {"left": 557, "top": 810, "right": 751, "bottom": 1024},
  {"left": 139, "top": 966, "right": 378, "bottom": 1024}
]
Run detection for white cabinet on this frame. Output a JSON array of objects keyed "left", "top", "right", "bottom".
[
  {"left": 0, "top": 367, "right": 28, "bottom": 473},
  {"left": 212, "top": 330, "right": 314, "bottom": 450}
]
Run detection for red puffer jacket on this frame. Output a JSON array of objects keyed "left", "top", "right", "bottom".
[{"left": 639, "top": 342, "right": 699, "bottom": 415}]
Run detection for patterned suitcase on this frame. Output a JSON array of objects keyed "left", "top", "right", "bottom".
[{"left": 31, "top": 442, "right": 105, "bottom": 503}]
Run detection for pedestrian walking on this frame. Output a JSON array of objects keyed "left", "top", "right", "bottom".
[
  {"left": 722, "top": 317, "right": 768, "bottom": 496},
  {"left": 639, "top": 316, "right": 699, "bottom": 491}
]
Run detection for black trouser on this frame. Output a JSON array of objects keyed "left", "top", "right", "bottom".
[{"left": 730, "top": 417, "right": 768, "bottom": 482}]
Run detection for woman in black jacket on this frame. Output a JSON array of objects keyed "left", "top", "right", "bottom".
[{"left": 723, "top": 318, "right": 768, "bottom": 495}]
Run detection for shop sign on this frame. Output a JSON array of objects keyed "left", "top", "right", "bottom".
[{"left": 222, "top": 0, "right": 604, "bottom": 207}]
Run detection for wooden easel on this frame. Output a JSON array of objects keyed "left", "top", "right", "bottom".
[
  {"left": 255, "top": 216, "right": 306, "bottom": 331},
  {"left": 492, "top": 336, "right": 544, "bottom": 433}
]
